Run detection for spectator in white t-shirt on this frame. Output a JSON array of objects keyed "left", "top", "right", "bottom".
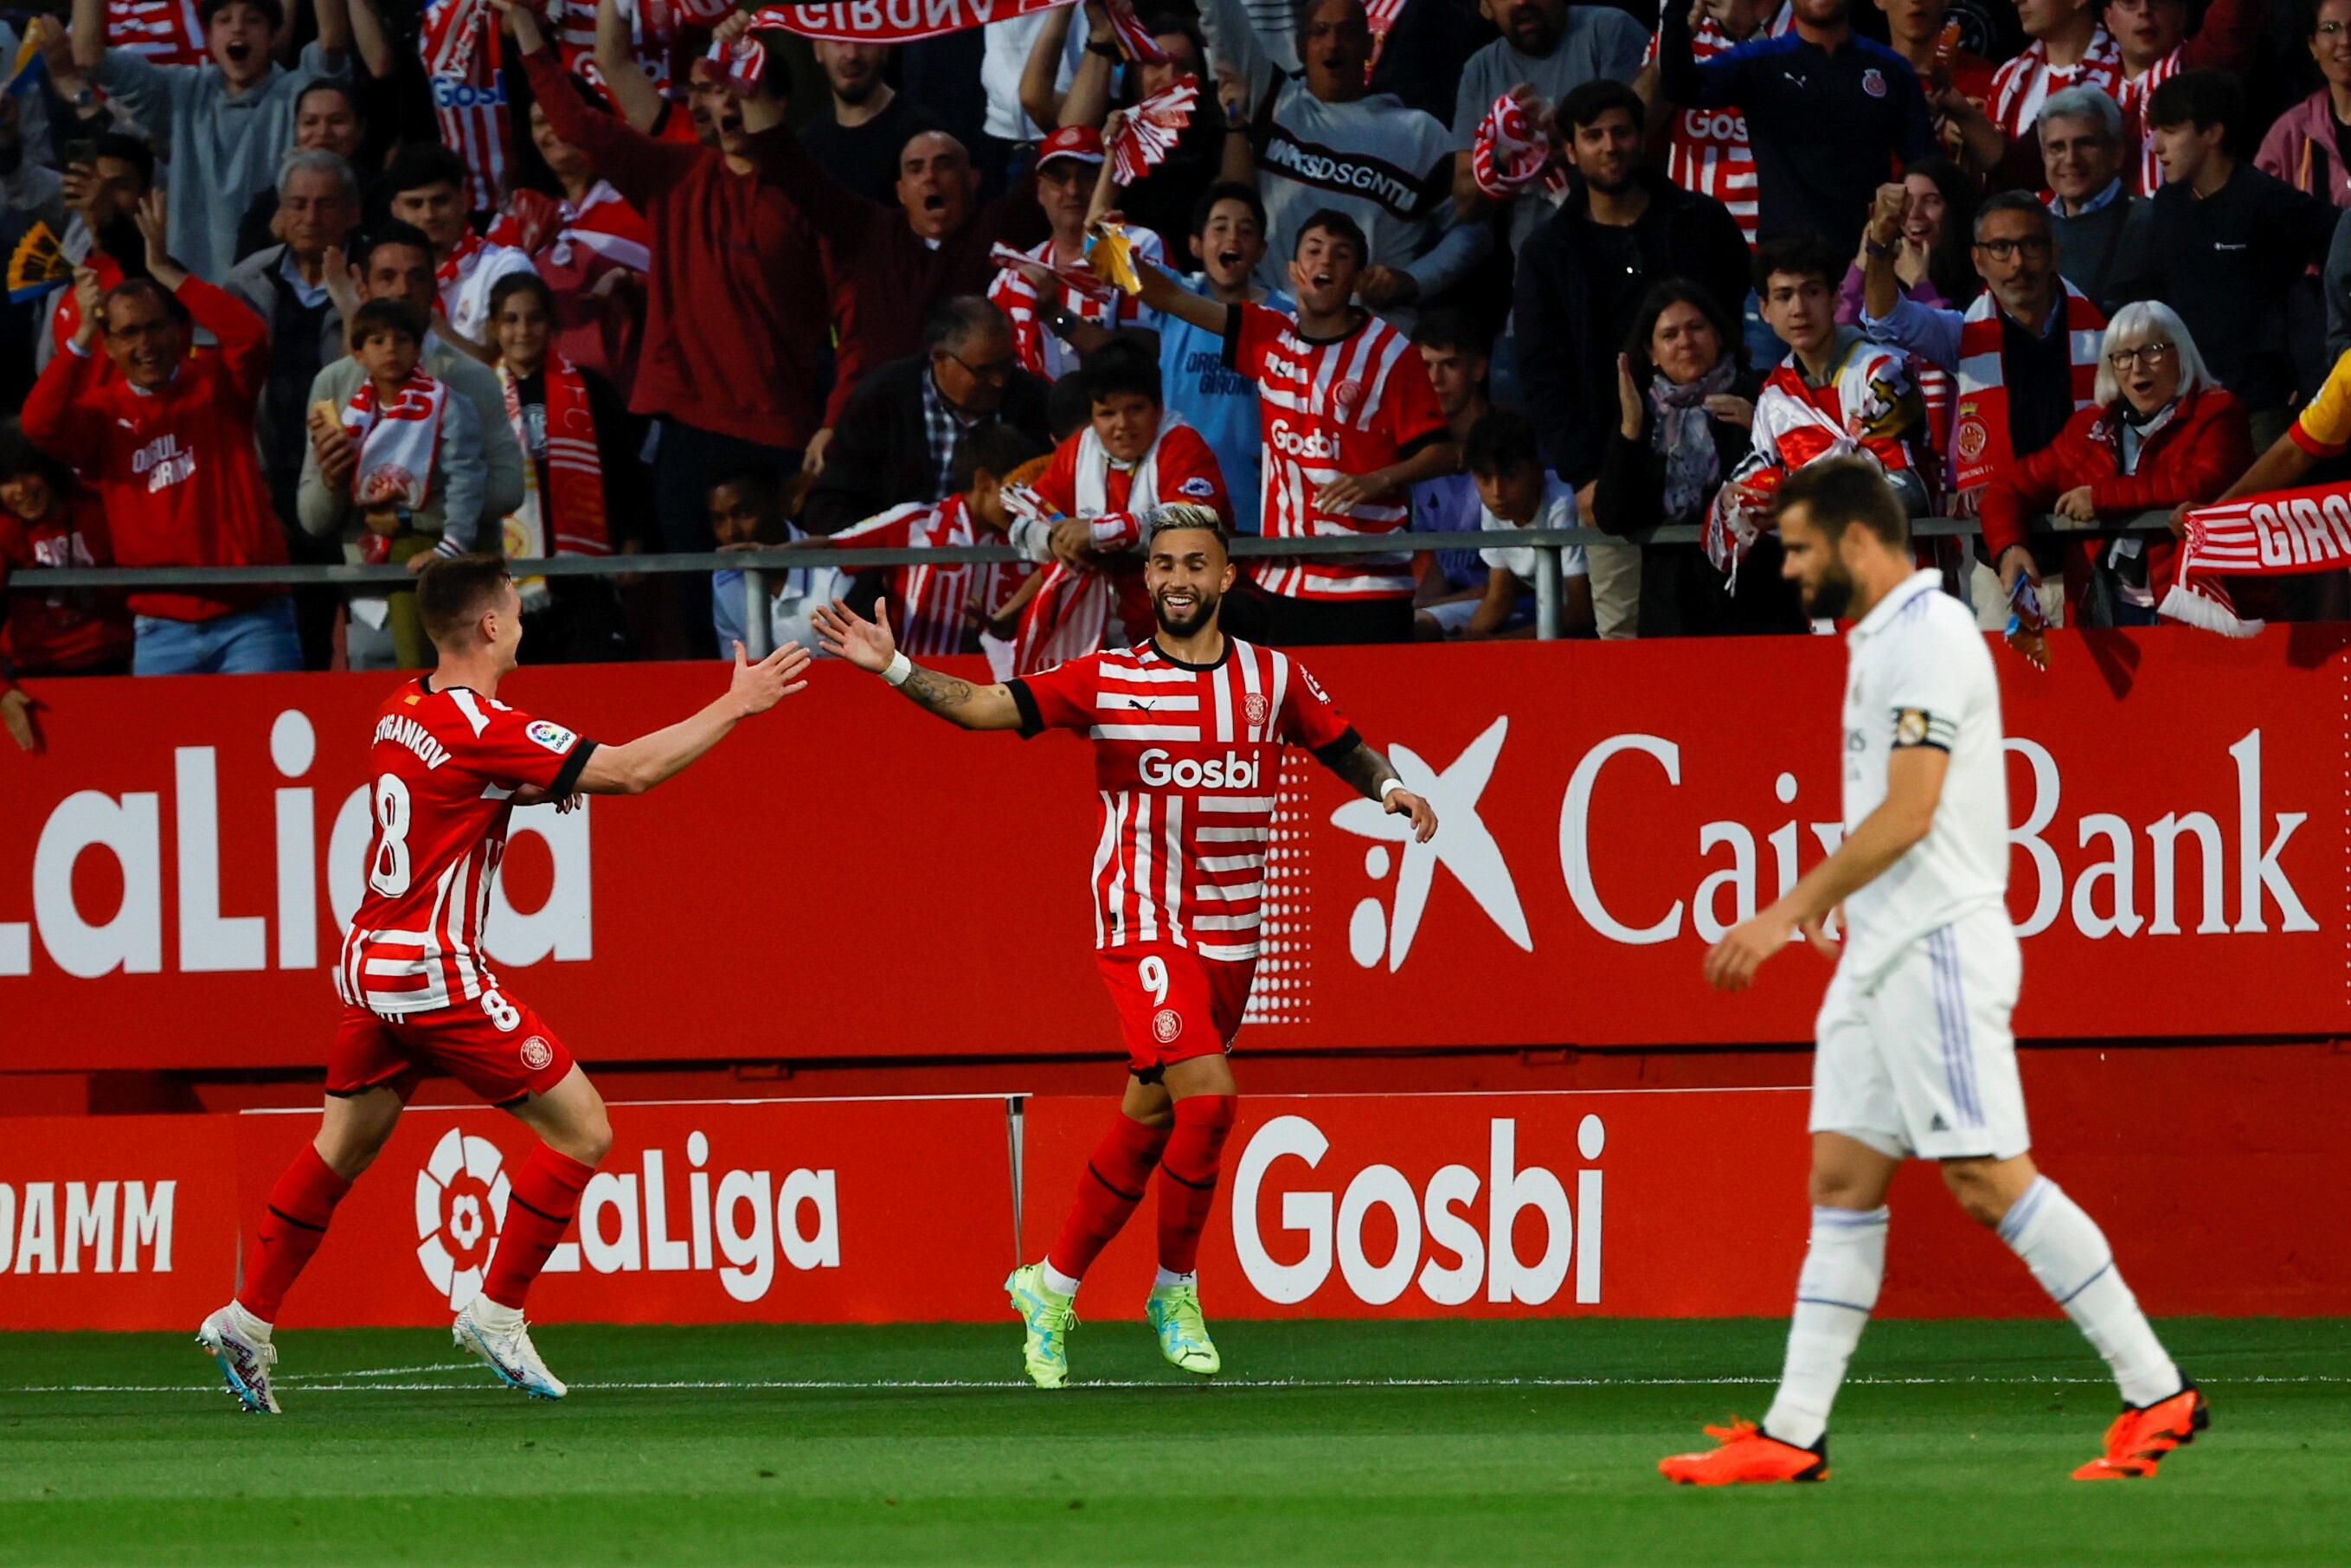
[
  {"left": 384, "top": 142, "right": 537, "bottom": 366},
  {"left": 1462, "top": 408, "right": 1593, "bottom": 638}
]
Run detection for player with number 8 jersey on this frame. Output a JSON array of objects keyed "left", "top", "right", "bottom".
[
  {"left": 813, "top": 504, "right": 1437, "bottom": 1391},
  {"left": 198, "top": 555, "right": 811, "bottom": 1418}
]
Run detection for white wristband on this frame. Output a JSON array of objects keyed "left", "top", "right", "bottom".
[
  {"left": 1378, "top": 776, "right": 1405, "bottom": 802},
  {"left": 880, "top": 652, "right": 914, "bottom": 687}
]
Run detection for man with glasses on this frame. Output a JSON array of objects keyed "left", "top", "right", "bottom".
[
  {"left": 1860, "top": 186, "right": 2106, "bottom": 624},
  {"left": 2037, "top": 86, "right": 2154, "bottom": 313},
  {"left": 803, "top": 295, "right": 1053, "bottom": 537}
]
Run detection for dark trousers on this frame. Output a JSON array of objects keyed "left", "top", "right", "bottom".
[
  {"left": 652, "top": 419, "right": 800, "bottom": 659},
  {"left": 1248, "top": 591, "right": 1416, "bottom": 647}
]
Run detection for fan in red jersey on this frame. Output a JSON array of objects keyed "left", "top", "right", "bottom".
[
  {"left": 813, "top": 504, "right": 1436, "bottom": 1389},
  {"left": 197, "top": 555, "right": 811, "bottom": 1416},
  {"left": 1122, "top": 209, "right": 1458, "bottom": 646}
]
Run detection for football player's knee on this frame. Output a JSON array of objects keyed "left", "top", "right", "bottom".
[
  {"left": 1941, "top": 1167, "right": 2007, "bottom": 1229},
  {"left": 564, "top": 1109, "right": 614, "bottom": 1166}
]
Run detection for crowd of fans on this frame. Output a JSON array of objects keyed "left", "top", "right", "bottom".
[{"left": 3, "top": 0, "right": 2350, "bottom": 735}]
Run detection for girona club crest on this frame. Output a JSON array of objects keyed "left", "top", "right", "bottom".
[
  {"left": 1332, "top": 379, "right": 1364, "bottom": 421},
  {"left": 520, "top": 1035, "right": 555, "bottom": 1071},
  {"left": 414, "top": 1128, "right": 511, "bottom": 1310},
  {"left": 1152, "top": 1007, "right": 1184, "bottom": 1044},
  {"left": 1244, "top": 692, "right": 1270, "bottom": 729}
]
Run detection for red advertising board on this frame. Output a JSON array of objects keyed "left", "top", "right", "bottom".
[
  {"left": 0, "top": 1115, "right": 238, "bottom": 1330},
  {"left": 230, "top": 1096, "right": 1018, "bottom": 1327},
  {"left": 1, "top": 628, "right": 2341, "bottom": 1073}
]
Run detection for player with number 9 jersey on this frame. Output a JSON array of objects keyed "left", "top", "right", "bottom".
[
  {"left": 812, "top": 504, "right": 1438, "bottom": 1392},
  {"left": 200, "top": 555, "right": 809, "bottom": 1420}
]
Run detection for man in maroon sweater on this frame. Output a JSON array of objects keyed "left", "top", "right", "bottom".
[
  {"left": 757, "top": 100, "right": 1048, "bottom": 475},
  {"left": 503, "top": 1, "right": 829, "bottom": 593}
]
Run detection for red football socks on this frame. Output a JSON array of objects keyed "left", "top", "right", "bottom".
[
  {"left": 238, "top": 1142, "right": 353, "bottom": 1324},
  {"left": 1045, "top": 1113, "right": 1172, "bottom": 1282},
  {"left": 479, "top": 1144, "right": 598, "bottom": 1312},
  {"left": 1157, "top": 1095, "right": 1238, "bottom": 1276}
]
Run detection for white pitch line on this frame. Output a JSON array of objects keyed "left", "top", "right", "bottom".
[{"left": 11, "top": 1373, "right": 2344, "bottom": 1395}]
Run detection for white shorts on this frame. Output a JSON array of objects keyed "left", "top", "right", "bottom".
[{"left": 1810, "top": 904, "right": 2029, "bottom": 1161}]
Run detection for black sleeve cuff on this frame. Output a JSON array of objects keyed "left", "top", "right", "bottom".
[
  {"left": 1311, "top": 726, "right": 1363, "bottom": 769},
  {"left": 1220, "top": 303, "right": 1247, "bottom": 373},
  {"left": 551, "top": 739, "right": 597, "bottom": 796},
  {"left": 1007, "top": 679, "right": 1044, "bottom": 739}
]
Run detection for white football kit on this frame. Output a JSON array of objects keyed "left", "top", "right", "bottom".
[{"left": 1811, "top": 570, "right": 2028, "bottom": 1161}]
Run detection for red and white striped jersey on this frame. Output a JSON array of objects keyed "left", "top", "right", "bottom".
[
  {"left": 1986, "top": 27, "right": 2123, "bottom": 142},
  {"left": 336, "top": 678, "right": 597, "bottom": 1016},
  {"left": 2113, "top": 48, "right": 2181, "bottom": 196},
  {"left": 1010, "top": 638, "right": 1356, "bottom": 962},
  {"left": 423, "top": 0, "right": 512, "bottom": 212},
  {"left": 826, "top": 492, "right": 1030, "bottom": 659},
  {"left": 988, "top": 231, "right": 1165, "bottom": 381},
  {"left": 1224, "top": 302, "right": 1447, "bottom": 601},
  {"left": 106, "top": 0, "right": 205, "bottom": 66},
  {"left": 1645, "top": 1, "right": 1792, "bottom": 247}
]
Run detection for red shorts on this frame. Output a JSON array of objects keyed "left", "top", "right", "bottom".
[
  {"left": 327, "top": 988, "right": 576, "bottom": 1105},
  {"left": 1095, "top": 944, "right": 1256, "bottom": 1076}
]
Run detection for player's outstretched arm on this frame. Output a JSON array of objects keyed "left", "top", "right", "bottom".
[
  {"left": 1704, "top": 745, "right": 1949, "bottom": 992},
  {"left": 1320, "top": 738, "right": 1437, "bottom": 843},
  {"left": 810, "top": 600, "right": 1025, "bottom": 731},
  {"left": 573, "top": 642, "right": 812, "bottom": 795}
]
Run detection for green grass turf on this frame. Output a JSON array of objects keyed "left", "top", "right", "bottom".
[{"left": 0, "top": 1318, "right": 2341, "bottom": 1567}]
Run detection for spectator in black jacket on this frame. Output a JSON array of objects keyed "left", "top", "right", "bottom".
[
  {"left": 2145, "top": 68, "right": 2341, "bottom": 445},
  {"left": 1593, "top": 279, "right": 1802, "bottom": 636},
  {"left": 1514, "top": 80, "right": 1750, "bottom": 504},
  {"left": 803, "top": 296, "right": 1052, "bottom": 535}
]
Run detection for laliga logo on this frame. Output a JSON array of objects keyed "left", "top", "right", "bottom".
[
  {"left": 1331, "top": 717, "right": 1531, "bottom": 971},
  {"left": 414, "top": 1129, "right": 511, "bottom": 1310},
  {"left": 1231, "top": 1115, "right": 1605, "bottom": 1307}
]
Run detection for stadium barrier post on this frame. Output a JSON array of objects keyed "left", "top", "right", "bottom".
[
  {"left": 1534, "top": 547, "right": 1562, "bottom": 641},
  {"left": 745, "top": 570, "right": 774, "bottom": 659}
]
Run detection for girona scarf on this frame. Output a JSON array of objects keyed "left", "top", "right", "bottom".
[
  {"left": 1948, "top": 281, "right": 2104, "bottom": 511},
  {"left": 2161, "top": 480, "right": 2351, "bottom": 637},
  {"left": 1650, "top": 358, "right": 1738, "bottom": 524},
  {"left": 499, "top": 357, "right": 610, "bottom": 607},
  {"left": 1012, "top": 422, "right": 1176, "bottom": 673},
  {"left": 344, "top": 368, "right": 447, "bottom": 511}
]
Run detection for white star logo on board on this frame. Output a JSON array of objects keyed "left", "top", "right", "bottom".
[{"left": 1331, "top": 716, "right": 1532, "bottom": 971}]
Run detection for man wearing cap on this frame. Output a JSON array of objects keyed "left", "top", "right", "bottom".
[{"left": 987, "top": 125, "right": 1165, "bottom": 382}]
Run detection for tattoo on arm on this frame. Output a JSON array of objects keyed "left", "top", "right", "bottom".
[
  {"left": 1330, "top": 741, "right": 1400, "bottom": 801},
  {"left": 897, "top": 665, "right": 977, "bottom": 718}
]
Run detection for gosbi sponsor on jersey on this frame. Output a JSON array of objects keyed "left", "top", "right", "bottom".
[
  {"left": 1269, "top": 420, "right": 1339, "bottom": 461},
  {"left": 1137, "top": 749, "right": 1262, "bottom": 789},
  {"left": 414, "top": 1127, "right": 839, "bottom": 1311},
  {"left": 0, "top": 709, "right": 592, "bottom": 980},
  {"left": 1230, "top": 1113, "right": 1606, "bottom": 1308}
]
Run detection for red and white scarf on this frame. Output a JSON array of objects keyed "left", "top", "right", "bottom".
[
  {"left": 1102, "top": 0, "right": 1169, "bottom": 62},
  {"left": 2162, "top": 481, "right": 2351, "bottom": 637},
  {"left": 1010, "top": 422, "right": 1175, "bottom": 672},
  {"left": 764, "top": 0, "right": 1076, "bottom": 44},
  {"left": 1470, "top": 91, "right": 1565, "bottom": 202},
  {"left": 489, "top": 183, "right": 652, "bottom": 273},
  {"left": 1948, "top": 280, "right": 2104, "bottom": 511},
  {"left": 1108, "top": 76, "right": 1199, "bottom": 186},
  {"left": 988, "top": 239, "right": 1139, "bottom": 378},
  {"left": 501, "top": 356, "right": 611, "bottom": 551},
  {"left": 344, "top": 369, "right": 449, "bottom": 512}
]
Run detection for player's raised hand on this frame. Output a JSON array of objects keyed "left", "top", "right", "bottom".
[
  {"left": 810, "top": 598, "right": 897, "bottom": 672},
  {"left": 1385, "top": 787, "right": 1437, "bottom": 844},
  {"left": 1704, "top": 907, "right": 1796, "bottom": 993},
  {"left": 728, "top": 639, "right": 813, "bottom": 716}
]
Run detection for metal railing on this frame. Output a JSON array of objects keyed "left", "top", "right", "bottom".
[{"left": 14, "top": 514, "right": 2174, "bottom": 655}]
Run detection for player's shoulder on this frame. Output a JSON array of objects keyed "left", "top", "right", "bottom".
[{"left": 1876, "top": 581, "right": 1993, "bottom": 667}]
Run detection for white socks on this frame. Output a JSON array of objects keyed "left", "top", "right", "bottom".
[
  {"left": 469, "top": 1294, "right": 524, "bottom": 1330},
  {"left": 1040, "top": 1261, "right": 1082, "bottom": 1298},
  {"left": 1998, "top": 1177, "right": 2181, "bottom": 1408},
  {"left": 227, "top": 1300, "right": 273, "bottom": 1341},
  {"left": 1153, "top": 1269, "right": 1196, "bottom": 1290},
  {"left": 1763, "top": 1205, "right": 1889, "bottom": 1449}
]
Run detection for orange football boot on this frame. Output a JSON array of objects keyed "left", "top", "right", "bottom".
[
  {"left": 2072, "top": 1382, "right": 2209, "bottom": 1480},
  {"left": 1659, "top": 1418, "right": 1829, "bottom": 1485}
]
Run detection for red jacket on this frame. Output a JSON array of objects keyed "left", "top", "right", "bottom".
[
  {"left": 1979, "top": 386, "right": 2251, "bottom": 614},
  {"left": 523, "top": 45, "right": 831, "bottom": 451},
  {"left": 20, "top": 277, "right": 287, "bottom": 623},
  {"left": 0, "top": 489, "right": 134, "bottom": 684}
]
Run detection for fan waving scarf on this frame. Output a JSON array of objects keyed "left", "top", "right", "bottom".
[
  {"left": 1108, "top": 75, "right": 1198, "bottom": 185},
  {"left": 1471, "top": 91, "right": 1564, "bottom": 201},
  {"left": 757, "top": 0, "right": 1077, "bottom": 44},
  {"left": 2162, "top": 481, "right": 2351, "bottom": 637}
]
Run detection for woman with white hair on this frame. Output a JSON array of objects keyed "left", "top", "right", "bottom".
[{"left": 1980, "top": 300, "right": 2252, "bottom": 625}]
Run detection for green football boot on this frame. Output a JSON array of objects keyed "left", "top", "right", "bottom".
[
  {"left": 1146, "top": 1280, "right": 1222, "bottom": 1375},
  {"left": 1005, "top": 1263, "right": 1079, "bottom": 1389}
]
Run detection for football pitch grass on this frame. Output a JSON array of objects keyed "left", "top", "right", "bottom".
[{"left": 1, "top": 1318, "right": 2343, "bottom": 1566}]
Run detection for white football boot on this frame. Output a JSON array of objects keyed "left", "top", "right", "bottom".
[
  {"left": 453, "top": 1298, "right": 568, "bottom": 1399},
  {"left": 196, "top": 1303, "right": 282, "bottom": 1415}
]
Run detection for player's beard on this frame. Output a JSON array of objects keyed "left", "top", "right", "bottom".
[
  {"left": 1803, "top": 562, "right": 1853, "bottom": 620},
  {"left": 1153, "top": 582, "right": 1220, "bottom": 638}
]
